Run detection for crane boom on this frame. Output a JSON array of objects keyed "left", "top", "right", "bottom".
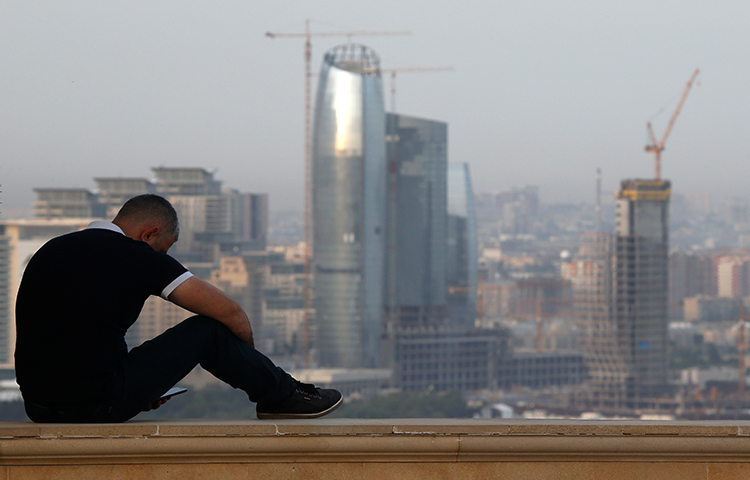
[
  {"left": 645, "top": 68, "right": 700, "bottom": 180},
  {"left": 361, "top": 66, "right": 455, "bottom": 111},
  {"left": 383, "top": 67, "right": 454, "bottom": 111},
  {"left": 266, "top": 30, "right": 410, "bottom": 39}
]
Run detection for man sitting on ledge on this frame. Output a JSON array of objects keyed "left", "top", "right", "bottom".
[{"left": 15, "top": 194, "right": 342, "bottom": 423}]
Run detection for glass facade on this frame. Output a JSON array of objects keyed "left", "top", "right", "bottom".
[
  {"left": 312, "top": 44, "right": 386, "bottom": 368},
  {"left": 384, "top": 113, "right": 447, "bottom": 327},
  {"left": 446, "top": 163, "right": 478, "bottom": 327}
]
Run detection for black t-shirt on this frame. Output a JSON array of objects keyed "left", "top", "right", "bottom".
[{"left": 15, "top": 226, "right": 189, "bottom": 405}]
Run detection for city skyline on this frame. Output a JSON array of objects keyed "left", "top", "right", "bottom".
[{"left": 2, "top": 1, "right": 750, "bottom": 214}]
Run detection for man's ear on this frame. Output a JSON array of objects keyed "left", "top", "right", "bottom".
[{"left": 140, "top": 226, "right": 160, "bottom": 243}]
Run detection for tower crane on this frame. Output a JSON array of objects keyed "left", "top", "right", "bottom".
[
  {"left": 265, "top": 21, "right": 410, "bottom": 366},
  {"left": 645, "top": 68, "right": 700, "bottom": 180},
  {"left": 381, "top": 67, "right": 455, "bottom": 112}
]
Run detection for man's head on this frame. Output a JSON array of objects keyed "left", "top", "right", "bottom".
[{"left": 113, "top": 194, "right": 180, "bottom": 253}]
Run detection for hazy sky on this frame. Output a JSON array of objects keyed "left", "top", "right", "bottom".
[{"left": 2, "top": 1, "right": 748, "bottom": 214}]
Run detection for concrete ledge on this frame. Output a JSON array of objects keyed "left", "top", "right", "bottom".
[
  {"left": 1, "top": 419, "right": 750, "bottom": 463},
  {"left": 3, "top": 420, "right": 750, "bottom": 479}
]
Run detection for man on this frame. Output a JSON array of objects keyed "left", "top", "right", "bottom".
[{"left": 15, "top": 194, "right": 341, "bottom": 423}]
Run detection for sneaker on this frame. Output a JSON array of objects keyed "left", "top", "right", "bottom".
[{"left": 256, "top": 380, "right": 343, "bottom": 420}]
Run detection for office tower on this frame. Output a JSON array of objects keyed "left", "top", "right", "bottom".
[
  {"left": 152, "top": 167, "right": 221, "bottom": 196},
  {"left": 33, "top": 189, "right": 106, "bottom": 219},
  {"left": 446, "top": 163, "right": 478, "bottom": 327},
  {"left": 153, "top": 167, "right": 225, "bottom": 260},
  {"left": 312, "top": 44, "right": 387, "bottom": 368},
  {"left": 94, "top": 178, "right": 157, "bottom": 218},
  {"left": 384, "top": 113, "right": 447, "bottom": 329},
  {"left": 614, "top": 179, "right": 671, "bottom": 402},
  {"left": 235, "top": 193, "right": 268, "bottom": 250},
  {"left": 571, "top": 179, "right": 671, "bottom": 409},
  {"left": 152, "top": 168, "right": 268, "bottom": 261}
]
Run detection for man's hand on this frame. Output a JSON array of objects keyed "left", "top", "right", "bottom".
[
  {"left": 167, "top": 276, "right": 255, "bottom": 347},
  {"left": 143, "top": 396, "right": 171, "bottom": 412}
]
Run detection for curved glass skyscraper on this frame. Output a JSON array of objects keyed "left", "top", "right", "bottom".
[{"left": 312, "top": 44, "right": 386, "bottom": 367}]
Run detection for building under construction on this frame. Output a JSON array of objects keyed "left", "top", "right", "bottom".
[
  {"left": 571, "top": 179, "right": 671, "bottom": 411},
  {"left": 311, "top": 44, "right": 387, "bottom": 368}
]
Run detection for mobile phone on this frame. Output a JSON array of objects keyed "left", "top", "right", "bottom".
[{"left": 160, "top": 387, "right": 188, "bottom": 400}]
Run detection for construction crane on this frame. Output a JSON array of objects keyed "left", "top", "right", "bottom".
[
  {"left": 645, "top": 68, "right": 700, "bottom": 180},
  {"left": 265, "top": 21, "right": 410, "bottom": 366},
  {"left": 381, "top": 67, "right": 454, "bottom": 112}
]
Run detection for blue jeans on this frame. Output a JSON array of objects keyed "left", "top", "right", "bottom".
[{"left": 24, "top": 316, "right": 294, "bottom": 423}]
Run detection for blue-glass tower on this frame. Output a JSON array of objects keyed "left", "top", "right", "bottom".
[
  {"left": 311, "top": 44, "right": 387, "bottom": 367},
  {"left": 446, "top": 163, "right": 478, "bottom": 326},
  {"left": 384, "top": 113, "right": 448, "bottom": 327}
]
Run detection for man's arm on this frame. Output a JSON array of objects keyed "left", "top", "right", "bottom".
[{"left": 167, "top": 276, "right": 255, "bottom": 348}]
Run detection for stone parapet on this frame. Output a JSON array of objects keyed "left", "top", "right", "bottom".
[{"left": 2, "top": 419, "right": 750, "bottom": 478}]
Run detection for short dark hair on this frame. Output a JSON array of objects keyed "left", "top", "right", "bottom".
[{"left": 114, "top": 194, "right": 180, "bottom": 238}]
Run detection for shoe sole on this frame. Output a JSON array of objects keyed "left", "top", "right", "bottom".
[{"left": 256, "top": 395, "right": 343, "bottom": 420}]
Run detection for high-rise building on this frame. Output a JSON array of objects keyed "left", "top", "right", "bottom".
[
  {"left": 714, "top": 254, "right": 750, "bottom": 298},
  {"left": 570, "top": 179, "right": 672, "bottom": 410},
  {"left": 152, "top": 167, "right": 222, "bottom": 196},
  {"left": 384, "top": 113, "right": 447, "bottom": 329},
  {"left": 153, "top": 168, "right": 267, "bottom": 261},
  {"left": 614, "top": 179, "right": 671, "bottom": 402},
  {"left": 33, "top": 189, "right": 106, "bottom": 219},
  {"left": 312, "top": 44, "right": 387, "bottom": 368},
  {"left": 446, "top": 163, "right": 478, "bottom": 327},
  {"left": 94, "top": 178, "right": 157, "bottom": 218},
  {"left": 234, "top": 192, "right": 268, "bottom": 250},
  {"left": 668, "top": 251, "right": 713, "bottom": 320}
]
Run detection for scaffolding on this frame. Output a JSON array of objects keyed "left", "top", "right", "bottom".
[{"left": 572, "top": 232, "right": 629, "bottom": 410}]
